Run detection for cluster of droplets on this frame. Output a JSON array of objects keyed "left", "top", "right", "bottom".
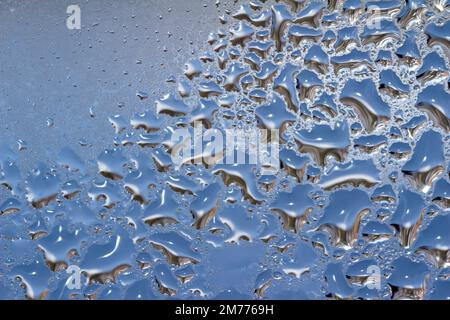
[{"left": 1, "top": 0, "right": 450, "bottom": 300}]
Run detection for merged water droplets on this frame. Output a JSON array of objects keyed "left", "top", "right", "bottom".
[{"left": 1, "top": 0, "right": 450, "bottom": 300}]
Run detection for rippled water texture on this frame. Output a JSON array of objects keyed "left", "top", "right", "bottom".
[{"left": 1, "top": 0, "right": 450, "bottom": 300}]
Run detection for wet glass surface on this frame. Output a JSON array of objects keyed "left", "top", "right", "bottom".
[{"left": 0, "top": 0, "right": 450, "bottom": 300}]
